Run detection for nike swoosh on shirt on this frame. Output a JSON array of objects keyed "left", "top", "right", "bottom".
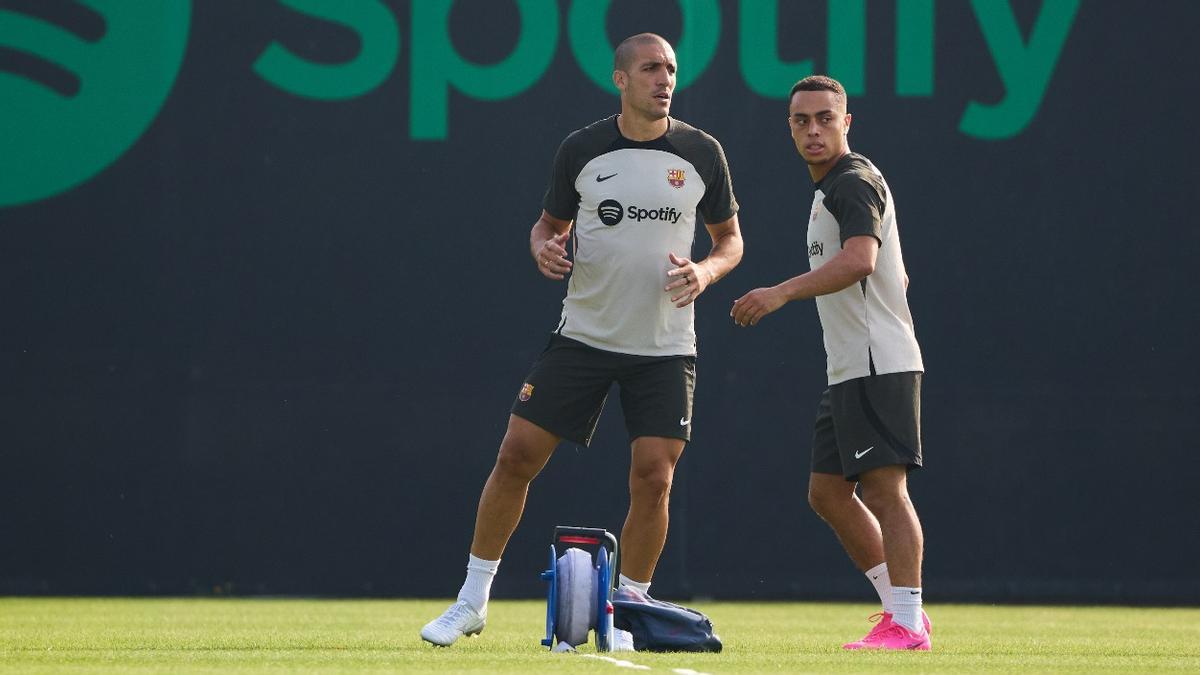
[
  {"left": 596, "top": 173, "right": 618, "bottom": 182},
  {"left": 679, "top": 417, "right": 691, "bottom": 426},
  {"left": 854, "top": 446, "right": 874, "bottom": 459}
]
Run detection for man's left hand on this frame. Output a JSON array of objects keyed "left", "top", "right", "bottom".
[
  {"left": 731, "top": 287, "right": 787, "bottom": 326},
  {"left": 666, "top": 252, "right": 707, "bottom": 308}
]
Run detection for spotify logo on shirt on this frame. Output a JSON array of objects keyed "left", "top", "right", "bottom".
[
  {"left": 598, "top": 199, "right": 624, "bottom": 227},
  {"left": 598, "top": 200, "right": 685, "bottom": 227},
  {"left": 0, "top": 1, "right": 191, "bottom": 206}
]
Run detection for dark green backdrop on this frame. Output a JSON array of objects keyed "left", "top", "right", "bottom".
[{"left": 2, "top": 1, "right": 1196, "bottom": 603}]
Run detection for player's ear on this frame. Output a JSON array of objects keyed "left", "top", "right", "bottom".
[
  {"left": 612, "top": 69, "right": 627, "bottom": 92},
  {"left": 844, "top": 112, "right": 852, "bottom": 133}
]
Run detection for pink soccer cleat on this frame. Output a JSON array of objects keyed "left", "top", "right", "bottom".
[
  {"left": 842, "top": 611, "right": 931, "bottom": 650},
  {"left": 862, "top": 621, "right": 931, "bottom": 650},
  {"left": 842, "top": 612, "right": 891, "bottom": 649}
]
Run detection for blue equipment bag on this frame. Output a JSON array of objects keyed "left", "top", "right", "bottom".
[{"left": 610, "top": 587, "right": 723, "bottom": 653}]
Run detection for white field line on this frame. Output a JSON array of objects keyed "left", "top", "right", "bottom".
[
  {"left": 581, "top": 654, "right": 651, "bottom": 670},
  {"left": 578, "top": 653, "right": 712, "bottom": 675}
]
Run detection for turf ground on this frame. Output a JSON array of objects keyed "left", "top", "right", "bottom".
[{"left": 1, "top": 597, "right": 1197, "bottom": 673}]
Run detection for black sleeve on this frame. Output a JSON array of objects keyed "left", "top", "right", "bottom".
[
  {"left": 697, "top": 138, "right": 738, "bottom": 224},
  {"left": 541, "top": 135, "right": 580, "bottom": 221},
  {"left": 822, "top": 172, "right": 885, "bottom": 245}
]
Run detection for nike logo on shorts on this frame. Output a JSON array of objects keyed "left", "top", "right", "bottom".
[
  {"left": 854, "top": 446, "right": 874, "bottom": 459},
  {"left": 679, "top": 417, "right": 691, "bottom": 426}
]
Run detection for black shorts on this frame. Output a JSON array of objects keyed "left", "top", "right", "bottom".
[
  {"left": 510, "top": 334, "right": 696, "bottom": 446},
  {"left": 811, "top": 371, "right": 923, "bottom": 481}
]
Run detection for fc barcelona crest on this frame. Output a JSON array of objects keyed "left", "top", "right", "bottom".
[
  {"left": 667, "top": 169, "right": 686, "bottom": 189},
  {"left": 519, "top": 383, "right": 534, "bottom": 401}
]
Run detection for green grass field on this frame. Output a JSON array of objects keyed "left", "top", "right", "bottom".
[{"left": 1, "top": 598, "right": 1197, "bottom": 673}]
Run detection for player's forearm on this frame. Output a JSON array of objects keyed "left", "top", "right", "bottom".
[
  {"left": 696, "top": 229, "right": 744, "bottom": 286},
  {"left": 778, "top": 253, "right": 872, "bottom": 302}
]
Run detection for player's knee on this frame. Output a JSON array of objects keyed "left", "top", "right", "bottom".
[
  {"left": 808, "top": 482, "right": 847, "bottom": 519},
  {"left": 629, "top": 465, "right": 673, "bottom": 502},
  {"left": 858, "top": 466, "right": 910, "bottom": 510},
  {"left": 493, "top": 444, "right": 543, "bottom": 483},
  {"left": 859, "top": 482, "right": 910, "bottom": 515}
]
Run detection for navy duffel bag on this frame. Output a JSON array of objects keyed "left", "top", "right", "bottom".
[{"left": 611, "top": 586, "right": 723, "bottom": 653}]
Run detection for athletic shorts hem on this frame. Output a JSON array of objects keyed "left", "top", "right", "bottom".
[
  {"left": 627, "top": 427, "right": 691, "bottom": 443},
  {"left": 842, "top": 458, "right": 922, "bottom": 482},
  {"left": 510, "top": 410, "right": 590, "bottom": 447}
]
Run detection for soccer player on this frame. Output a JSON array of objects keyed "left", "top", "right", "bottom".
[
  {"left": 730, "top": 75, "right": 931, "bottom": 651},
  {"left": 421, "top": 33, "right": 743, "bottom": 647}
]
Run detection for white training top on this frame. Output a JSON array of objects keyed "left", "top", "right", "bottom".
[
  {"left": 807, "top": 152, "right": 923, "bottom": 385},
  {"left": 542, "top": 116, "right": 738, "bottom": 356}
]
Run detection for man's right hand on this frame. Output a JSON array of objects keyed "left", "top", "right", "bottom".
[{"left": 535, "top": 231, "right": 572, "bottom": 280}]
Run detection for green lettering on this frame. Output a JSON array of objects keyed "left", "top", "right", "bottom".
[
  {"left": 411, "top": 0, "right": 558, "bottom": 140},
  {"left": 253, "top": 0, "right": 399, "bottom": 100},
  {"left": 738, "top": 0, "right": 812, "bottom": 98},
  {"left": 827, "top": 0, "right": 866, "bottom": 95},
  {"left": 896, "top": 0, "right": 935, "bottom": 96},
  {"left": 960, "top": 0, "right": 1080, "bottom": 139},
  {"left": 568, "top": 0, "right": 719, "bottom": 93}
]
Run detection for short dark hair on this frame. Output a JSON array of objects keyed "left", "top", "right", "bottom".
[
  {"left": 614, "top": 33, "right": 670, "bottom": 72},
  {"left": 789, "top": 75, "right": 847, "bottom": 108}
]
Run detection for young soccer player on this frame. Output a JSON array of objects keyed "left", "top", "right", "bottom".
[{"left": 732, "top": 75, "right": 931, "bottom": 651}]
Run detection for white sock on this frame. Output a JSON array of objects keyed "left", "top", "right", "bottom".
[
  {"left": 865, "top": 562, "right": 894, "bottom": 614},
  {"left": 891, "top": 586, "right": 924, "bottom": 633},
  {"left": 618, "top": 574, "right": 651, "bottom": 595},
  {"left": 456, "top": 554, "right": 500, "bottom": 613}
]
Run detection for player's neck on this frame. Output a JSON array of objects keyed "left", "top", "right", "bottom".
[
  {"left": 808, "top": 148, "right": 851, "bottom": 183},
  {"left": 617, "top": 112, "right": 668, "bottom": 142}
]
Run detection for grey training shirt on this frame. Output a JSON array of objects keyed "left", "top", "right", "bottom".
[{"left": 543, "top": 116, "right": 738, "bottom": 356}]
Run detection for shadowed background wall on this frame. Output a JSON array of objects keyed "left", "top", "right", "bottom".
[{"left": 2, "top": 0, "right": 1196, "bottom": 603}]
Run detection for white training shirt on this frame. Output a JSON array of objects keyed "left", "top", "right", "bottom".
[{"left": 808, "top": 153, "right": 923, "bottom": 384}]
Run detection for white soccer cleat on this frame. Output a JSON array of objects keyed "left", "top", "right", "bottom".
[{"left": 420, "top": 600, "right": 486, "bottom": 646}]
